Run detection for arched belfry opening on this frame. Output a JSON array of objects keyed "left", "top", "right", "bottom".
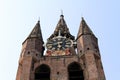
[
  {"left": 68, "top": 62, "right": 84, "bottom": 80},
  {"left": 35, "top": 64, "right": 50, "bottom": 80}
]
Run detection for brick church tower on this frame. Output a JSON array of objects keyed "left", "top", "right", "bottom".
[{"left": 16, "top": 14, "right": 106, "bottom": 80}]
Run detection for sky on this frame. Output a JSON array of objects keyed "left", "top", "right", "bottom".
[{"left": 0, "top": 0, "right": 120, "bottom": 80}]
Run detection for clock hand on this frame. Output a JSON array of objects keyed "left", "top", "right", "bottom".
[
  {"left": 57, "top": 41, "right": 63, "bottom": 44},
  {"left": 53, "top": 43, "right": 58, "bottom": 45}
]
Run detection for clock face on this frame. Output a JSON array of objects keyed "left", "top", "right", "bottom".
[{"left": 46, "top": 37, "right": 73, "bottom": 51}]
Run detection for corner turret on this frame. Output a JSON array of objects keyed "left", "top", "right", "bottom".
[
  {"left": 76, "top": 17, "right": 106, "bottom": 80},
  {"left": 16, "top": 21, "right": 45, "bottom": 80},
  {"left": 21, "top": 21, "right": 45, "bottom": 59},
  {"left": 77, "top": 17, "right": 99, "bottom": 56}
]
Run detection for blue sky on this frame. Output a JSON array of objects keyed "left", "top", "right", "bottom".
[{"left": 0, "top": 0, "right": 119, "bottom": 80}]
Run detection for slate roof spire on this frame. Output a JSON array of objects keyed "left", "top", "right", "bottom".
[
  {"left": 77, "top": 17, "right": 94, "bottom": 38},
  {"left": 27, "top": 20, "right": 44, "bottom": 42},
  {"left": 48, "top": 14, "right": 74, "bottom": 40}
]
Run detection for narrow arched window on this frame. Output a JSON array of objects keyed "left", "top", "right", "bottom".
[
  {"left": 68, "top": 62, "right": 84, "bottom": 80},
  {"left": 35, "top": 64, "right": 50, "bottom": 80}
]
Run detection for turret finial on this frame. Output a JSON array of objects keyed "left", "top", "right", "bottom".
[
  {"left": 82, "top": 17, "right": 84, "bottom": 20},
  {"left": 61, "top": 10, "right": 63, "bottom": 15},
  {"left": 38, "top": 17, "right": 40, "bottom": 23},
  {"left": 60, "top": 10, "right": 64, "bottom": 18}
]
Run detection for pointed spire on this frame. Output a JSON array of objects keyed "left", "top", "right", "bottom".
[
  {"left": 77, "top": 17, "right": 94, "bottom": 37},
  {"left": 59, "top": 13, "right": 66, "bottom": 26},
  {"left": 48, "top": 14, "right": 74, "bottom": 40},
  {"left": 27, "top": 20, "right": 43, "bottom": 41}
]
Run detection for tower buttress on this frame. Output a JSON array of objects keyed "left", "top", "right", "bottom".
[
  {"left": 77, "top": 17, "right": 106, "bottom": 80},
  {"left": 16, "top": 21, "right": 45, "bottom": 80}
]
